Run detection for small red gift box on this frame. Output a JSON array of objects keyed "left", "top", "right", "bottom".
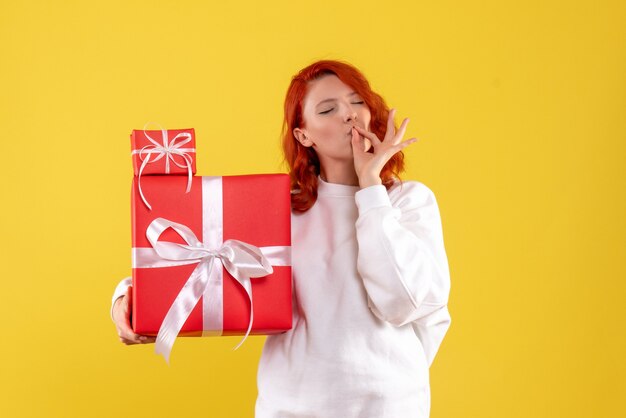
[
  {"left": 130, "top": 127, "right": 196, "bottom": 176},
  {"left": 131, "top": 173, "right": 292, "bottom": 362}
]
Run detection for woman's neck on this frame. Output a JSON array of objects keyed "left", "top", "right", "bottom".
[{"left": 319, "top": 161, "right": 359, "bottom": 186}]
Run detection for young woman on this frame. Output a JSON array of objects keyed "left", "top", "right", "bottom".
[{"left": 111, "top": 60, "right": 452, "bottom": 418}]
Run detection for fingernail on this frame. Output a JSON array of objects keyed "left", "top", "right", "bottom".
[{"left": 139, "top": 336, "right": 147, "bottom": 340}]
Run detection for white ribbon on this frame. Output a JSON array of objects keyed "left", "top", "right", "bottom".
[
  {"left": 131, "top": 122, "right": 196, "bottom": 210},
  {"left": 132, "top": 177, "right": 291, "bottom": 364}
]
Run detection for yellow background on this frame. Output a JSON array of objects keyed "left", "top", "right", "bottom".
[{"left": 1, "top": 1, "right": 624, "bottom": 417}]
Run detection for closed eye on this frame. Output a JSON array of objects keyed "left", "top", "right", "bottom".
[{"left": 318, "top": 102, "right": 365, "bottom": 115}]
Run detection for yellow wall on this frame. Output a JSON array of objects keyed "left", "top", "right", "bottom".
[{"left": 1, "top": 1, "right": 624, "bottom": 417}]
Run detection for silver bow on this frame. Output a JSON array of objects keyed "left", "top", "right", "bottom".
[
  {"left": 131, "top": 122, "right": 195, "bottom": 210},
  {"left": 143, "top": 217, "right": 274, "bottom": 364}
]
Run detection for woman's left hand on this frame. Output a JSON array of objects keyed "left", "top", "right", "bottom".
[{"left": 351, "top": 108, "right": 418, "bottom": 188}]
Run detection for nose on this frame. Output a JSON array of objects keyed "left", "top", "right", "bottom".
[{"left": 344, "top": 106, "right": 358, "bottom": 123}]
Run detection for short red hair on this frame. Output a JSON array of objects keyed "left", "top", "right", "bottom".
[{"left": 281, "top": 60, "right": 406, "bottom": 212}]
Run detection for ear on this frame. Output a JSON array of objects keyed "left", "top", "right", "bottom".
[{"left": 293, "top": 127, "right": 314, "bottom": 147}]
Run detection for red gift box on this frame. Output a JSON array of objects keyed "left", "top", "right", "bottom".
[
  {"left": 131, "top": 174, "right": 292, "bottom": 362},
  {"left": 130, "top": 127, "right": 196, "bottom": 176}
]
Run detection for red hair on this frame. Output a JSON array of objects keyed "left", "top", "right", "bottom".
[{"left": 281, "top": 60, "right": 406, "bottom": 212}]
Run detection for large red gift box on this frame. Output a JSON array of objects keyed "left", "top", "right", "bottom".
[
  {"left": 131, "top": 174, "right": 292, "bottom": 350},
  {"left": 130, "top": 128, "right": 196, "bottom": 176}
]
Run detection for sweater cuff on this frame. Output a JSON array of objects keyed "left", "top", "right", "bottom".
[
  {"left": 110, "top": 277, "right": 132, "bottom": 321},
  {"left": 355, "top": 185, "right": 392, "bottom": 213}
]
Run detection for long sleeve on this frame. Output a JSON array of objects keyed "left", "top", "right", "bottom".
[
  {"left": 110, "top": 276, "right": 132, "bottom": 321},
  {"left": 257, "top": 176, "right": 441, "bottom": 416},
  {"left": 354, "top": 181, "right": 451, "bottom": 366},
  {"left": 411, "top": 303, "right": 451, "bottom": 368}
]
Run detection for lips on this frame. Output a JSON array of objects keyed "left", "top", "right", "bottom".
[{"left": 346, "top": 126, "right": 362, "bottom": 135}]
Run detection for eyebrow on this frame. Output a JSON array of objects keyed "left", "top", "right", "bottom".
[{"left": 315, "top": 92, "right": 360, "bottom": 107}]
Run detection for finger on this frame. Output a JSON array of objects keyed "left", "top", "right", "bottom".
[
  {"left": 122, "top": 327, "right": 144, "bottom": 344},
  {"left": 118, "top": 327, "right": 154, "bottom": 343},
  {"left": 118, "top": 287, "right": 152, "bottom": 344},
  {"left": 119, "top": 299, "right": 144, "bottom": 344},
  {"left": 122, "top": 301, "right": 133, "bottom": 329},
  {"left": 120, "top": 286, "right": 132, "bottom": 318},
  {"left": 394, "top": 118, "right": 410, "bottom": 145},
  {"left": 352, "top": 127, "right": 373, "bottom": 152},
  {"left": 350, "top": 127, "right": 366, "bottom": 155},
  {"left": 139, "top": 336, "right": 157, "bottom": 344},
  {"left": 395, "top": 137, "right": 419, "bottom": 151},
  {"left": 386, "top": 108, "right": 397, "bottom": 141},
  {"left": 363, "top": 137, "right": 372, "bottom": 152},
  {"left": 118, "top": 325, "right": 144, "bottom": 343},
  {"left": 123, "top": 287, "right": 133, "bottom": 327},
  {"left": 120, "top": 336, "right": 138, "bottom": 345},
  {"left": 352, "top": 126, "right": 381, "bottom": 145}
]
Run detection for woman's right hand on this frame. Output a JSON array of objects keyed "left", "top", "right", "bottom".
[{"left": 112, "top": 286, "right": 157, "bottom": 345}]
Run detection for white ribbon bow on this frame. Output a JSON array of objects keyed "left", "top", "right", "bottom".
[
  {"left": 131, "top": 122, "right": 196, "bottom": 210},
  {"left": 140, "top": 217, "right": 274, "bottom": 364}
]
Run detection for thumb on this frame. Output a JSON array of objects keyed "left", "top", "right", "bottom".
[
  {"left": 125, "top": 286, "right": 134, "bottom": 327},
  {"left": 125, "top": 286, "right": 133, "bottom": 313}
]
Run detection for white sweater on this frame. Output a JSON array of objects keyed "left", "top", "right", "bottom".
[{"left": 111, "top": 176, "right": 452, "bottom": 418}]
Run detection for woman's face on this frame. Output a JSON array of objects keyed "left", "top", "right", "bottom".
[{"left": 294, "top": 74, "right": 371, "bottom": 162}]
